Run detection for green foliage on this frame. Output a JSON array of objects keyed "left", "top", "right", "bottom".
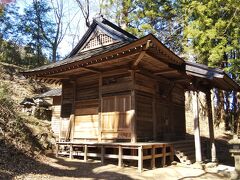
[
  {"left": 0, "top": 38, "right": 22, "bottom": 65},
  {"left": 102, "top": 0, "right": 183, "bottom": 52},
  {"left": 182, "top": 0, "right": 240, "bottom": 70},
  {"left": 20, "top": 0, "right": 54, "bottom": 66},
  {"left": 0, "top": 1, "right": 60, "bottom": 67}
]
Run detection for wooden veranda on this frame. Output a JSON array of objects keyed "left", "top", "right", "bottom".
[{"left": 56, "top": 141, "right": 174, "bottom": 172}]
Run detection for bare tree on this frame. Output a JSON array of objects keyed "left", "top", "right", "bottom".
[
  {"left": 34, "top": 0, "right": 80, "bottom": 62},
  {"left": 74, "top": 0, "right": 90, "bottom": 27}
]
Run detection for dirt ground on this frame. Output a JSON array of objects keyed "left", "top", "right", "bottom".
[{"left": 9, "top": 155, "right": 231, "bottom": 180}]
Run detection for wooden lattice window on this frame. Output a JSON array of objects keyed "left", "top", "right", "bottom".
[{"left": 83, "top": 33, "right": 113, "bottom": 51}]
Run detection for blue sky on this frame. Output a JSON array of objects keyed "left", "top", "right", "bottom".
[{"left": 15, "top": 0, "right": 100, "bottom": 59}]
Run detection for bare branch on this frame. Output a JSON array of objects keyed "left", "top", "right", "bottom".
[{"left": 75, "top": 0, "right": 90, "bottom": 27}]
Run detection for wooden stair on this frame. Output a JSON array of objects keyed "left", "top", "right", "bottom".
[{"left": 173, "top": 140, "right": 196, "bottom": 165}]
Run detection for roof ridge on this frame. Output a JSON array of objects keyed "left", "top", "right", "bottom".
[
  {"left": 67, "top": 17, "right": 137, "bottom": 58},
  {"left": 94, "top": 17, "right": 137, "bottom": 40}
]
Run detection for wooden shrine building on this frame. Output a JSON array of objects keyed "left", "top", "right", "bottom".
[{"left": 23, "top": 17, "right": 240, "bottom": 170}]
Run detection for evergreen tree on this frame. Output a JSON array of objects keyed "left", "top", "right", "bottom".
[
  {"left": 20, "top": 0, "right": 53, "bottom": 66},
  {"left": 102, "top": 0, "right": 183, "bottom": 53},
  {"left": 0, "top": 4, "right": 22, "bottom": 65},
  {"left": 181, "top": 0, "right": 240, "bottom": 131}
]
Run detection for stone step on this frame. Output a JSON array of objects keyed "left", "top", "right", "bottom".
[{"left": 176, "top": 150, "right": 195, "bottom": 157}]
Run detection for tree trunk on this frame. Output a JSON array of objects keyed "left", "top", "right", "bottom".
[
  {"left": 52, "top": 46, "right": 57, "bottom": 62},
  {"left": 215, "top": 89, "right": 224, "bottom": 127},
  {"left": 232, "top": 90, "right": 238, "bottom": 133},
  {"left": 224, "top": 91, "right": 231, "bottom": 131}
]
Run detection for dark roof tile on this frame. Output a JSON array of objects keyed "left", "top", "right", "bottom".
[
  {"left": 35, "top": 88, "right": 62, "bottom": 98},
  {"left": 26, "top": 41, "right": 128, "bottom": 72}
]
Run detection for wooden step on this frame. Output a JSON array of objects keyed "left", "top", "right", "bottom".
[{"left": 173, "top": 140, "right": 196, "bottom": 164}]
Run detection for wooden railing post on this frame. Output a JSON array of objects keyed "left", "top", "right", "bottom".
[
  {"left": 138, "top": 146, "right": 143, "bottom": 172},
  {"left": 56, "top": 143, "right": 59, "bottom": 157},
  {"left": 151, "top": 145, "right": 156, "bottom": 169},
  {"left": 118, "top": 146, "right": 123, "bottom": 167},
  {"left": 161, "top": 144, "right": 166, "bottom": 167},
  {"left": 69, "top": 144, "right": 73, "bottom": 159},
  {"left": 170, "top": 144, "right": 174, "bottom": 162}
]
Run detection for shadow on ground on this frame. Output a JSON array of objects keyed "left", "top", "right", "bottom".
[
  {"left": 0, "top": 133, "right": 234, "bottom": 179},
  {"left": 185, "top": 133, "right": 234, "bottom": 166},
  {"left": 0, "top": 140, "right": 134, "bottom": 180}
]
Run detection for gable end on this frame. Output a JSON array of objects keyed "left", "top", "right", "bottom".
[{"left": 81, "top": 29, "right": 116, "bottom": 52}]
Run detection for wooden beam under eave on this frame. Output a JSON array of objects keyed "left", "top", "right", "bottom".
[
  {"left": 131, "top": 51, "right": 146, "bottom": 69},
  {"left": 131, "top": 40, "right": 151, "bottom": 69},
  {"left": 139, "top": 68, "right": 170, "bottom": 84},
  {"left": 45, "top": 79, "right": 52, "bottom": 83},
  {"left": 55, "top": 80, "right": 61, "bottom": 85},
  {"left": 144, "top": 52, "right": 169, "bottom": 68},
  {"left": 49, "top": 79, "right": 57, "bottom": 84},
  {"left": 80, "top": 67, "right": 101, "bottom": 73},
  {"left": 173, "top": 77, "right": 189, "bottom": 83},
  {"left": 154, "top": 69, "right": 178, "bottom": 75},
  {"left": 40, "top": 76, "right": 68, "bottom": 80}
]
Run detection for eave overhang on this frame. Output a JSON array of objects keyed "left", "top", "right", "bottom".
[
  {"left": 186, "top": 61, "right": 240, "bottom": 91},
  {"left": 22, "top": 34, "right": 184, "bottom": 79},
  {"left": 21, "top": 34, "right": 240, "bottom": 92}
]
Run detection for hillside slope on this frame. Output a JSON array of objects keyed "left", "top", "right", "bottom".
[
  {"left": 0, "top": 62, "right": 57, "bottom": 179},
  {"left": 0, "top": 62, "right": 55, "bottom": 102}
]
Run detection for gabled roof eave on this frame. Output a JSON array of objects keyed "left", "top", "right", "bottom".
[{"left": 186, "top": 61, "right": 240, "bottom": 91}]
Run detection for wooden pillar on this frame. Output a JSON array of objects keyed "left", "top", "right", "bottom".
[
  {"left": 56, "top": 143, "right": 59, "bottom": 157},
  {"left": 69, "top": 144, "right": 73, "bottom": 159},
  {"left": 71, "top": 80, "right": 77, "bottom": 142},
  {"left": 193, "top": 91, "right": 202, "bottom": 162},
  {"left": 138, "top": 146, "right": 143, "bottom": 172},
  {"left": 153, "top": 94, "right": 157, "bottom": 140},
  {"left": 101, "top": 145, "right": 105, "bottom": 165},
  {"left": 98, "top": 74, "right": 103, "bottom": 142},
  {"left": 118, "top": 146, "right": 123, "bottom": 167},
  {"left": 206, "top": 89, "right": 217, "bottom": 162},
  {"left": 84, "top": 145, "right": 88, "bottom": 162},
  {"left": 59, "top": 81, "right": 64, "bottom": 142},
  {"left": 131, "top": 70, "right": 136, "bottom": 143},
  {"left": 59, "top": 118, "right": 62, "bottom": 141}
]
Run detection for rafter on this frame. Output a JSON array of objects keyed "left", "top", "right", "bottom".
[
  {"left": 80, "top": 67, "right": 101, "bottom": 73},
  {"left": 154, "top": 69, "right": 178, "bottom": 75},
  {"left": 131, "top": 51, "right": 146, "bottom": 69},
  {"left": 131, "top": 40, "right": 152, "bottom": 69},
  {"left": 144, "top": 52, "right": 168, "bottom": 67}
]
